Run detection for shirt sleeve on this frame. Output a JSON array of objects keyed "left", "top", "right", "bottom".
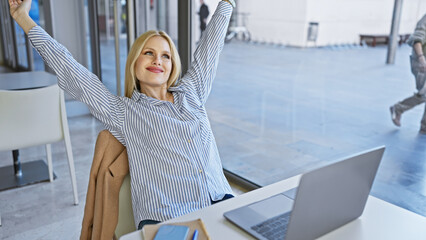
[
  {"left": 179, "top": 1, "right": 233, "bottom": 105},
  {"left": 28, "top": 26, "right": 125, "bottom": 133},
  {"left": 407, "top": 14, "right": 426, "bottom": 47}
]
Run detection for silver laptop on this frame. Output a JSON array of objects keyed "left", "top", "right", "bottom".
[{"left": 224, "top": 146, "right": 385, "bottom": 240}]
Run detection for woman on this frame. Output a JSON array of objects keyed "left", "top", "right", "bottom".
[{"left": 9, "top": 0, "right": 236, "bottom": 229}]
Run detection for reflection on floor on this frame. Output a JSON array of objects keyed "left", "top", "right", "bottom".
[{"left": 0, "top": 42, "right": 425, "bottom": 239}]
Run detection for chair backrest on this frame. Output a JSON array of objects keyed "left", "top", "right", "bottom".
[
  {"left": 0, "top": 84, "right": 65, "bottom": 151},
  {"left": 115, "top": 174, "right": 136, "bottom": 239}
]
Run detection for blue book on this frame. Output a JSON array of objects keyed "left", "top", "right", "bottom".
[{"left": 153, "top": 225, "right": 189, "bottom": 240}]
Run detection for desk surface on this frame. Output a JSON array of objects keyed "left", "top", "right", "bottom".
[
  {"left": 121, "top": 175, "right": 426, "bottom": 240},
  {"left": 0, "top": 71, "right": 57, "bottom": 90}
]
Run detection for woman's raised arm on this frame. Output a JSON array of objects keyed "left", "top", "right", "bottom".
[
  {"left": 9, "top": 0, "right": 37, "bottom": 34},
  {"left": 8, "top": 0, "right": 126, "bottom": 136},
  {"left": 179, "top": 0, "right": 234, "bottom": 105}
]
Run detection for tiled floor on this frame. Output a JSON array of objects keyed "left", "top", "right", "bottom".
[{"left": 1, "top": 41, "right": 426, "bottom": 239}]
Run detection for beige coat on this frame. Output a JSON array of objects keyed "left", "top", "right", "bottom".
[{"left": 80, "top": 130, "right": 129, "bottom": 240}]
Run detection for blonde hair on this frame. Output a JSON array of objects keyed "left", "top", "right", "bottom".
[{"left": 124, "top": 30, "right": 181, "bottom": 98}]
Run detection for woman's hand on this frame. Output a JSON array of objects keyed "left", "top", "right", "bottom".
[
  {"left": 222, "top": 0, "right": 235, "bottom": 8},
  {"left": 9, "top": 0, "right": 32, "bottom": 20},
  {"left": 8, "top": 0, "right": 36, "bottom": 34}
]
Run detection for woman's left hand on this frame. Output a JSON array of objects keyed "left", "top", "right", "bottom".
[{"left": 222, "top": 0, "right": 235, "bottom": 8}]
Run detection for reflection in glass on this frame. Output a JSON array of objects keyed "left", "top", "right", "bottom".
[
  {"left": 94, "top": 0, "right": 178, "bottom": 96},
  {"left": 97, "top": 0, "right": 128, "bottom": 95},
  {"left": 30, "top": 0, "right": 44, "bottom": 71},
  {"left": 14, "top": 22, "right": 28, "bottom": 69}
]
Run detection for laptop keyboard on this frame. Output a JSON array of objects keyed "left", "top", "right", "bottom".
[{"left": 251, "top": 211, "right": 291, "bottom": 240}]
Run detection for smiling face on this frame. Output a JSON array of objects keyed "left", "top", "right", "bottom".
[{"left": 134, "top": 36, "right": 172, "bottom": 93}]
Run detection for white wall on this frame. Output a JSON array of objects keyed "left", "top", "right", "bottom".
[
  {"left": 418, "top": 0, "right": 426, "bottom": 19},
  {"left": 400, "top": 0, "right": 424, "bottom": 33},
  {"left": 239, "top": 0, "right": 308, "bottom": 46},
  {"left": 307, "top": 0, "right": 425, "bottom": 46},
  {"left": 229, "top": 0, "right": 426, "bottom": 47}
]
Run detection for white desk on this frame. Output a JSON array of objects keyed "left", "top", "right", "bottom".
[{"left": 120, "top": 175, "right": 426, "bottom": 240}]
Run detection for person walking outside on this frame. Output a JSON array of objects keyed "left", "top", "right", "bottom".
[
  {"left": 390, "top": 14, "right": 426, "bottom": 134},
  {"left": 198, "top": 0, "right": 210, "bottom": 38}
]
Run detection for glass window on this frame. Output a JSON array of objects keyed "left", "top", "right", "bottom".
[
  {"left": 93, "top": 0, "right": 178, "bottom": 96},
  {"left": 96, "top": 0, "right": 128, "bottom": 95},
  {"left": 30, "top": 0, "right": 44, "bottom": 71},
  {"left": 191, "top": 0, "right": 426, "bottom": 216}
]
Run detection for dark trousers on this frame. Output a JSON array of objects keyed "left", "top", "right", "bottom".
[
  {"left": 137, "top": 194, "right": 234, "bottom": 230},
  {"left": 211, "top": 194, "right": 234, "bottom": 204}
]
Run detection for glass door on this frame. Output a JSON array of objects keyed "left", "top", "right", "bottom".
[
  {"left": 96, "top": 0, "right": 128, "bottom": 96},
  {"left": 0, "top": 0, "right": 44, "bottom": 71},
  {"left": 0, "top": 0, "right": 16, "bottom": 69},
  {"left": 86, "top": 0, "right": 178, "bottom": 96},
  {"left": 133, "top": 0, "right": 178, "bottom": 45}
]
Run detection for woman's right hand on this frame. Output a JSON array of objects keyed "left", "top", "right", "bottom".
[
  {"left": 9, "top": 0, "right": 32, "bottom": 20},
  {"left": 8, "top": 0, "right": 36, "bottom": 34}
]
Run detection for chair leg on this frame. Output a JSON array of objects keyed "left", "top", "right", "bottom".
[
  {"left": 64, "top": 134, "right": 79, "bottom": 205},
  {"left": 46, "top": 144, "right": 54, "bottom": 182},
  {"left": 60, "top": 89, "right": 79, "bottom": 205}
]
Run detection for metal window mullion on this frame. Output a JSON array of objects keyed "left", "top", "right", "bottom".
[
  {"left": 10, "top": 20, "right": 18, "bottom": 69},
  {"left": 42, "top": 0, "right": 55, "bottom": 73},
  {"left": 0, "top": 2, "right": 9, "bottom": 66},
  {"left": 127, "top": 0, "right": 135, "bottom": 49},
  {"left": 25, "top": 34, "right": 34, "bottom": 71},
  {"left": 165, "top": 0, "right": 169, "bottom": 33},
  {"left": 113, "top": 0, "right": 122, "bottom": 96},
  {"left": 88, "top": 0, "right": 102, "bottom": 79},
  {"left": 105, "top": 0, "right": 111, "bottom": 40},
  {"left": 0, "top": 1, "right": 15, "bottom": 68},
  {"left": 178, "top": 0, "right": 192, "bottom": 75},
  {"left": 386, "top": 0, "right": 403, "bottom": 64}
]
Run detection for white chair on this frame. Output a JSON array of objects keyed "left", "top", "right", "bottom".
[
  {"left": 115, "top": 174, "right": 135, "bottom": 239},
  {"left": 0, "top": 84, "right": 78, "bottom": 205}
]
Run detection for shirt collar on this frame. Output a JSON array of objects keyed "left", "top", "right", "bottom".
[
  {"left": 169, "top": 85, "right": 184, "bottom": 93},
  {"left": 131, "top": 90, "right": 145, "bottom": 101},
  {"left": 130, "top": 86, "right": 184, "bottom": 105}
]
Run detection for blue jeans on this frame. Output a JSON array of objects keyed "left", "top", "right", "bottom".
[
  {"left": 137, "top": 194, "right": 234, "bottom": 230},
  {"left": 211, "top": 194, "right": 234, "bottom": 204},
  {"left": 138, "top": 219, "right": 161, "bottom": 230}
]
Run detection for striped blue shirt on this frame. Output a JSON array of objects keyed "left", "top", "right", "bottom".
[{"left": 28, "top": 2, "right": 234, "bottom": 225}]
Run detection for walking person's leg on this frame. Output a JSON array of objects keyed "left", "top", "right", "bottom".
[{"left": 390, "top": 93, "right": 425, "bottom": 126}]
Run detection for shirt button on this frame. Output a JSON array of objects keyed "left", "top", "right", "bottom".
[
  {"left": 187, "top": 139, "right": 191, "bottom": 143},
  {"left": 199, "top": 169, "right": 202, "bottom": 173}
]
